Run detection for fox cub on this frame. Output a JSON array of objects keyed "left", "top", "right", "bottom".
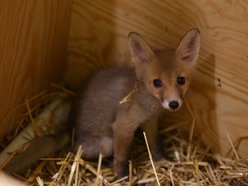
[
  {"left": 4, "top": 29, "right": 200, "bottom": 178},
  {"left": 72, "top": 28, "right": 200, "bottom": 176}
]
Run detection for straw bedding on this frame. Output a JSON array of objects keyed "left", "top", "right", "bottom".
[{"left": 1, "top": 85, "right": 247, "bottom": 186}]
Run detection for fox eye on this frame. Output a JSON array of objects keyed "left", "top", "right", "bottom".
[
  {"left": 177, "top": 76, "right": 185, "bottom": 85},
  {"left": 153, "top": 79, "right": 163, "bottom": 88}
]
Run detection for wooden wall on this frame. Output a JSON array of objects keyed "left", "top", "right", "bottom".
[
  {"left": 66, "top": 0, "right": 248, "bottom": 156},
  {"left": 0, "top": 0, "right": 72, "bottom": 141}
]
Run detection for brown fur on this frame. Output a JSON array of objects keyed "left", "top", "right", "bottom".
[
  {"left": 4, "top": 29, "right": 200, "bottom": 177},
  {"left": 72, "top": 29, "right": 200, "bottom": 176}
]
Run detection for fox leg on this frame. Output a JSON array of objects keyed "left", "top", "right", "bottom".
[
  {"left": 141, "top": 114, "right": 163, "bottom": 161},
  {"left": 112, "top": 120, "right": 137, "bottom": 177}
]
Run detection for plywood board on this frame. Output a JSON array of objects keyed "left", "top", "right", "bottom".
[
  {"left": 66, "top": 0, "right": 248, "bottom": 156},
  {"left": 0, "top": 0, "right": 72, "bottom": 141}
]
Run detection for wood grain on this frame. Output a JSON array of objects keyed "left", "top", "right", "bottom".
[
  {"left": 66, "top": 0, "right": 248, "bottom": 156},
  {"left": 0, "top": 0, "right": 72, "bottom": 142}
]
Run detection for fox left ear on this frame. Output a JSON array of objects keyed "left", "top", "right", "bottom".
[{"left": 176, "top": 29, "right": 200, "bottom": 69}]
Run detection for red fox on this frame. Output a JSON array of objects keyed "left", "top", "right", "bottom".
[{"left": 4, "top": 29, "right": 200, "bottom": 177}]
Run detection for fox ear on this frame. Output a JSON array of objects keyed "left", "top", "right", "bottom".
[
  {"left": 128, "top": 32, "right": 155, "bottom": 65},
  {"left": 176, "top": 29, "right": 200, "bottom": 69}
]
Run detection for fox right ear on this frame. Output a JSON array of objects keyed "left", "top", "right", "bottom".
[{"left": 128, "top": 32, "right": 155, "bottom": 65}]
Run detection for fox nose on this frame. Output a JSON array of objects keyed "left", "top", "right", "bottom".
[{"left": 169, "top": 101, "right": 179, "bottom": 109}]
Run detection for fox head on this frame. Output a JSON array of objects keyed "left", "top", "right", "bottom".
[{"left": 128, "top": 29, "right": 200, "bottom": 112}]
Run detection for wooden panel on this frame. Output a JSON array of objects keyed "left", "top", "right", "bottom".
[
  {"left": 0, "top": 0, "right": 72, "bottom": 141},
  {"left": 66, "top": 0, "right": 248, "bottom": 156}
]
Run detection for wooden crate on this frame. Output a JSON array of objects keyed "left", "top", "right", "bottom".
[{"left": 0, "top": 0, "right": 247, "bottom": 158}]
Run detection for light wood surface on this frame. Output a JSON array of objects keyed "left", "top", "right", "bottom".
[
  {"left": 66, "top": 0, "right": 248, "bottom": 156},
  {"left": 0, "top": 0, "right": 72, "bottom": 142}
]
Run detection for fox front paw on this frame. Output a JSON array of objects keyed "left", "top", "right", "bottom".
[
  {"left": 151, "top": 142, "right": 164, "bottom": 161},
  {"left": 113, "top": 159, "right": 129, "bottom": 178},
  {"left": 152, "top": 149, "right": 164, "bottom": 161}
]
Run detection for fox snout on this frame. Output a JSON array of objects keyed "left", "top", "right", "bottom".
[{"left": 161, "top": 99, "right": 182, "bottom": 111}]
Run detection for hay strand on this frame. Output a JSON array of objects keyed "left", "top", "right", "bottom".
[
  {"left": 226, "top": 133, "right": 240, "bottom": 160},
  {"left": 129, "top": 160, "right": 133, "bottom": 186},
  {"left": 143, "top": 132, "right": 160, "bottom": 186}
]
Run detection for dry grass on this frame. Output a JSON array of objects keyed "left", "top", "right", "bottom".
[{"left": 1, "top": 85, "right": 248, "bottom": 186}]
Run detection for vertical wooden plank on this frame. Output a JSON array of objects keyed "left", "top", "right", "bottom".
[
  {"left": 66, "top": 0, "right": 248, "bottom": 156},
  {"left": 0, "top": 0, "right": 72, "bottom": 141}
]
